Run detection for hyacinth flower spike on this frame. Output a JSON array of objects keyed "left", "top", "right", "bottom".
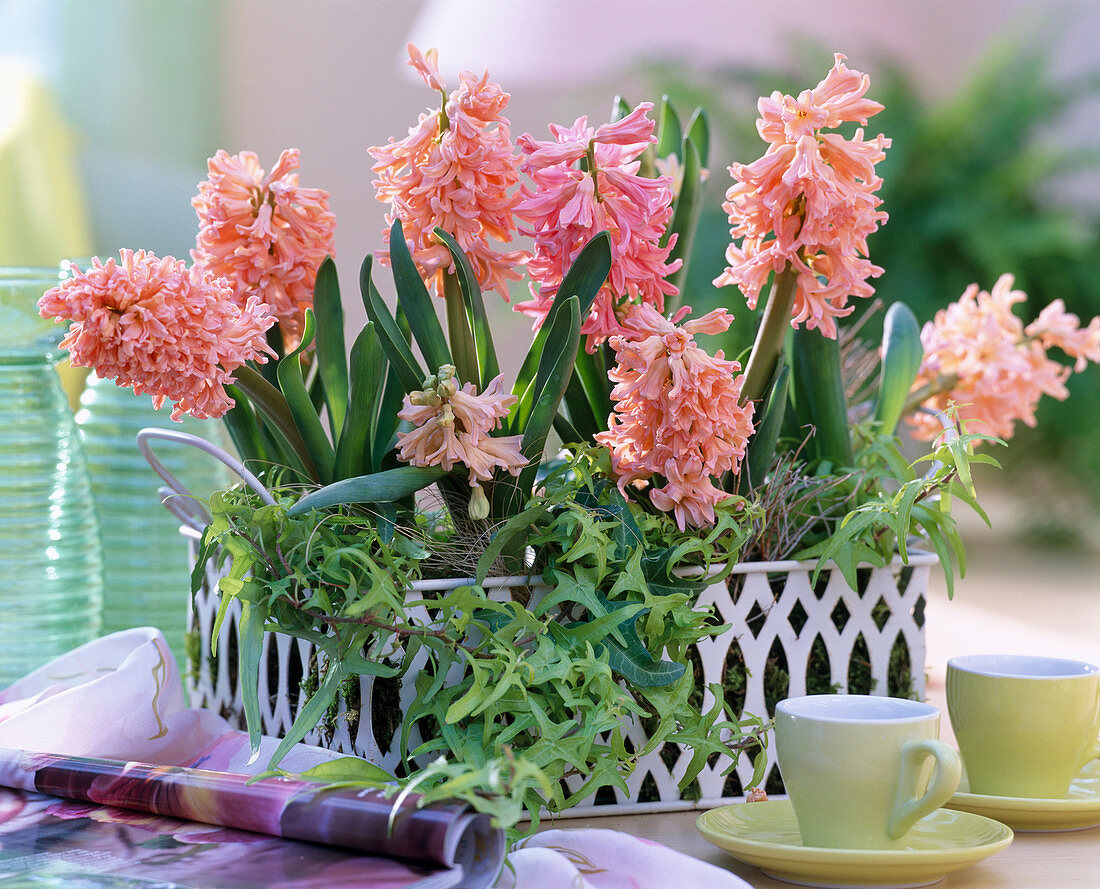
[{"left": 718, "top": 54, "right": 891, "bottom": 407}]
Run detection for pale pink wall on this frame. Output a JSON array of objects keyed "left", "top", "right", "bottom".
[{"left": 220, "top": 0, "right": 1100, "bottom": 349}]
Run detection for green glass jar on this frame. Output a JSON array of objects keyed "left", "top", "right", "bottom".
[
  {"left": 76, "top": 374, "right": 227, "bottom": 665},
  {"left": 0, "top": 268, "right": 103, "bottom": 685}
]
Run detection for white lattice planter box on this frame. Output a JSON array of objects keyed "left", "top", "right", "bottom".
[{"left": 183, "top": 526, "right": 935, "bottom": 816}]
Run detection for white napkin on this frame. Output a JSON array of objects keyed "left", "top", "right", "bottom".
[{"left": 506, "top": 829, "right": 754, "bottom": 889}]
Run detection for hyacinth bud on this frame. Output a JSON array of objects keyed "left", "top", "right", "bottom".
[
  {"left": 438, "top": 404, "right": 455, "bottom": 427},
  {"left": 468, "top": 484, "right": 490, "bottom": 520},
  {"left": 409, "top": 388, "right": 442, "bottom": 407}
]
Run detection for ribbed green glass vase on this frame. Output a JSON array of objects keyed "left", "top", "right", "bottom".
[
  {"left": 0, "top": 269, "right": 103, "bottom": 686},
  {"left": 76, "top": 374, "right": 227, "bottom": 665}
]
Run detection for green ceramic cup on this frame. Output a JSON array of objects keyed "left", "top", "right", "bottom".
[
  {"left": 775, "top": 695, "right": 962, "bottom": 850},
  {"left": 946, "top": 654, "right": 1100, "bottom": 799}
]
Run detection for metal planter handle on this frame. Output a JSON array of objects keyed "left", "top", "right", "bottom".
[{"left": 136, "top": 428, "right": 276, "bottom": 532}]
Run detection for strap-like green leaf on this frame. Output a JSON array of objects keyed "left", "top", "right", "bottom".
[
  {"left": 389, "top": 218, "right": 452, "bottom": 373},
  {"left": 359, "top": 255, "right": 424, "bottom": 392},
  {"left": 267, "top": 657, "right": 346, "bottom": 769},
  {"left": 221, "top": 394, "right": 269, "bottom": 470},
  {"left": 312, "top": 257, "right": 348, "bottom": 440},
  {"left": 685, "top": 106, "right": 710, "bottom": 168},
  {"left": 571, "top": 345, "right": 613, "bottom": 433},
  {"left": 609, "top": 95, "right": 632, "bottom": 123},
  {"left": 511, "top": 234, "right": 612, "bottom": 431},
  {"left": 655, "top": 95, "right": 683, "bottom": 161},
  {"left": 276, "top": 309, "right": 335, "bottom": 484},
  {"left": 740, "top": 357, "right": 790, "bottom": 493},
  {"left": 662, "top": 137, "right": 702, "bottom": 301},
  {"left": 522, "top": 297, "right": 581, "bottom": 463},
  {"left": 334, "top": 323, "right": 385, "bottom": 480},
  {"left": 561, "top": 372, "right": 601, "bottom": 442},
  {"left": 231, "top": 365, "right": 317, "bottom": 482},
  {"left": 372, "top": 367, "right": 405, "bottom": 471},
  {"left": 286, "top": 465, "right": 447, "bottom": 515},
  {"left": 792, "top": 326, "right": 853, "bottom": 468},
  {"left": 237, "top": 600, "right": 268, "bottom": 758},
  {"left": 433, "top": 228, "right": 500, "bottom": 389},
  {"left": 873, "top": 302, "right": 924, "bottom": 436},
  {"left": 504, "top": 297, "right": 581, "bottom": 512},
  {"left": 552, "top": 412, "right": 586, "bottom": 449}
]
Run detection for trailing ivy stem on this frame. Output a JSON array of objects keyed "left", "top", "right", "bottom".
[
  {"left": 740, "top": 265, "right": 800, "bottom": 404},
  {"left": 316, "top": 610, "right": 496, "bottom": 659}
]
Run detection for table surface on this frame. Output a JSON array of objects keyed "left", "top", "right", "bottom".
[{"left": 548, "top": 807, "right": 1099, "bottom": 888}]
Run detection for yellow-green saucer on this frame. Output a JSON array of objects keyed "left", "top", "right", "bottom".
[
  {"left": 944, "top": 758, "right": 1100, "bottom": 832},
  {"left": 696, "top": 801, "right": 1012, "bottom": 888}
]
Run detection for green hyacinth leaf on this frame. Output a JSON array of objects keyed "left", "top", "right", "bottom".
[
  {"left": 610, "top": 94, "right": 632, "bottom": 123},
  {"left": 312, "top": 256, "right": 348, "bottom": 441},
  {"left": 655, "top": 95, "right": 683, "bottom": 161},
  {"left": 662, "top": 136, "right": 702, "bottom": 301},
  {"left": 286, "top": 465, "right": 447, "bottom": 515},
  {"left": 359, "top": 255, "right": 424, "bottom": 392},
  {"left": 334, "top": 322, "right": 385, "bottom": 479},
  {"left": 276, "top": 309, "right": 335, "bottom": 484},
  {"left": 684, "top": 106, "right": 710, "bottom": 168},
  {"left": 433, "top": 227, "right": 500, "bottom": 390},
  {"left": 873, "top": 302, "right": 924, "bottom": 437},
  {"left": 389, "top": 218, "right": 452, "bottom": 374},
  {"left": 792, "top": 326, "right": 853, "bottom": 469},
  {"left": 495, "top": 297, "right": 581, "bottom": 517},
  {"left": 511, "top": 233, "right": 611, "bottom": 432},
  {"left": 740, "top": 355, "right": 790, "bottom": 494}
]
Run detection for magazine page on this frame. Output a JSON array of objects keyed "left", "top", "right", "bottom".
[{"left": 0, "top": 786, "right": 466, "bottom": 889}]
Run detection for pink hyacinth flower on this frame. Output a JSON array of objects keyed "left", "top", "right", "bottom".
[
  {"left": 370, "top": 44, "right": 527, "bottom": 299},
  {"left": 38, "top": 250, "right": 276, "bottom": 420},
  {"left": 396, "top": 366, "right": 526, "bottom": 500},
  {"left": 595, "top": 305, "right": 755, "bottom": 530},
  {"left": 192, "top": 149, "right": 335, "bottom": 345},
  {"left": 910, "top": 274, "right": 1100, "bottom": 441},
  {"left": 515, "top": 104, "right": 681, "bottom": 350},
  {"left": 715, "top": 54, "right": 890, "bottom": 339}
]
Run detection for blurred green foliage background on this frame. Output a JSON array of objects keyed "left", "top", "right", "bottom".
[{"left": 647, "top": 38, "right": 1100, "bottom": 508}]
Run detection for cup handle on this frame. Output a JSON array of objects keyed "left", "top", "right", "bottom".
[
  {"left": 1083, "top": 690, "right": 1100, "bottom": 768},
  {"left": 888, "top": 739, "right": 962, "bottom": 840}
]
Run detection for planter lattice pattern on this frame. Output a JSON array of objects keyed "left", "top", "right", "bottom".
[{"left": 184, "top": 528, "right": 934, "bottom": 816}]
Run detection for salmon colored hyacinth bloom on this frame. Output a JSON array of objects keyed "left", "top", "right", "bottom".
[
  {"left": 396, "top": 365, "right": 526, "bottom": 517},
  {"left": 595, "top": 305, "right": 755, "bottom": 530},
  {"left": 192, "top": 148, "right": 335, "bottom": 344},
  {"left": 515, "top": 104, "right": 680, "bottom": 350},
  {"left": 910, "top": 274, "right": 1100, "bottom": 441},
  {"left": 370, "top": 44, "right": 526, "bottom": 299},
  {"left": 714, "top": 54, "right": 890, "bottom": 339},
  {"left": 37, "top": 250, "right": 276, "bottom": 420}
]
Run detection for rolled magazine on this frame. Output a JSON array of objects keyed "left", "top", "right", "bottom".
[{"left": 0, "top": 747, "right": 504, "bottom": 889}]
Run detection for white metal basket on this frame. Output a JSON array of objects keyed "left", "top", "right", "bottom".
[
  {"left": 184, "top": 526, "right": 934, "bottom": 817},
  {"left": 145, "top": 425, "right": 935, "bottom": 817}
]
